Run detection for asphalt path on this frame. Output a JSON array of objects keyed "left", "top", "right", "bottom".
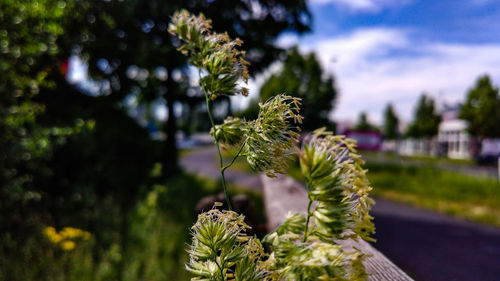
[
  {"left": 371, "top": 198, "right": 500, "bottom": 280},
  {"left": 181, "top": 147, "right": 500, "bottom": 281},
  {"left": 180, "top": 146, "right": 262, "bottom": 190}
]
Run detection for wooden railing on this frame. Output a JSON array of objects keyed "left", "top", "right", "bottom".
[{"left": 261, "top": 175, "right": 414, "bottom": 281}]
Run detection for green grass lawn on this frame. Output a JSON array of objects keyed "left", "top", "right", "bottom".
[
  {"left": 365, "top": 162, "right": 500, "bottom": 227},
  {"left": 360, "top": 150, "right": 475, "bottom": 166}
]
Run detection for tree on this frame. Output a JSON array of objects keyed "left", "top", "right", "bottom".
[
  {"left": 69, "top": 0, "right": 312, "bottom": 176},
  {"left": 46, "top": 4, "right": 311, "bottom": 277},
  {"left": 460, "top": 75, "right": 500, "bottom": 138},
  {"left": 355, "top": 112, "right": 378, "bottom": 131},
  {"left": 0, "top": 2, "right": 312, "bottom": 279},
  {"left": 0, "top": 0, "right": 81, "bottom": 236},
  {"left": 383, "top": 103, "right": 399, "bottom": 139},
  {"left": 405, "top": 94, "right": 441, "bottom": 138},
  {"left": 259, "top": 47, "right": 337, "bottom": 131}
]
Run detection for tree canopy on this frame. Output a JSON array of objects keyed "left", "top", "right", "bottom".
[
  {"left": 258, "top": 47, "right": 337, "bottom": 131},
  {"left": 0, "top": 0, "right": 81, "bottom": 233},
  {"left": 0, "top": 2, "right": 313, "bottom": 278},
  {"left": 68, "top": 0, "right": 312, "bottom": 174},
  {"left": 354, "top": 112, "right": 379, "bottom": 132},
  {"left": 459, "top": 75, "right": 500, "bottom": 138},
  {"left": 383, "top": 103, "right": 399, "bottom": 139},
  {"left": 405, "top": 94, "right": 441, "bottom": 138}
]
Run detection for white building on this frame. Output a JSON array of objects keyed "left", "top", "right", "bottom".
[
  {"left": 438, "top": 119, "right": 470, "bottom": 159},
  {"left": 396, "top": 103, "right": 471, "bottom": 159},
  {"left": 396, "top": 103, "right": 500, "bottom": 161}
]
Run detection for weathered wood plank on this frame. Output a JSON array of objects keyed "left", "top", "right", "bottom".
[{"left": 261, "top": 174, "right": 413, "bottom": 281}]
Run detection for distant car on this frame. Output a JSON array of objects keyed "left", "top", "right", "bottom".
[
  {"left": 476, "top": 153, "right": 500, "bottom": 165},
  {"left": 477, "top": 139, "right": 500, "bottom": 165},
  {"left": 345, "top": 130, "right": 382, "bottom": 151}
]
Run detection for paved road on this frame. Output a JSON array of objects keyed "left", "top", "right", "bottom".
[
  {"left": 371, "top": 198, "right": 500, "bottom": 281},
  {"left": 180, "top": 146, "right": 262, "bottom": 190},
  {"left": 181, "top": 147, "right": 500, "bottom": 281}
]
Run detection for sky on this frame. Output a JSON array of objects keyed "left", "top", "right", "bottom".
[{"left": 235, "top": 0, "right": 500, "bottom": 125}]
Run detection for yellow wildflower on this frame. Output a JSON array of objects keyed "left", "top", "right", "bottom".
[
  {"left": 43, "top": 226, "right": 92, "bottom": 250},
  {"left": 61, "top": 241, "right": 76, "bottom": 251},
  {"left": 43, "top": 226, "right": 62, "bottom": 244},
  {"left": 60, "top": 227, "right": 80, "bottom": 239}
]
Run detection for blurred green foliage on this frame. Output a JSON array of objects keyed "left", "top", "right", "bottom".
[
  {"left": 0, "top": 0, "right": 66, "bottom": 95},
  {"left": 460, "top": 75, "right": 500, "bottom": 138},
  {"left": 0, "top": 0, "right": 86, "bottom": 237},
  {"left": 383, "top": 103, "right": 399, "bottom": 139},
  {"left": 366, "top": 162, "right": 500, "bottom": 227},
  {"left": 68, "top": 0, "right": 312, "bottom": 174},
  {"left": 0, "top": 0, "right": 312, "bottom": 279},
  {"left": 404, "top": 94, "right": 441, "bottom": 138},
  {"left": 354, "top": 111, "right": 379, "bottom": 132},
  {"left": 0, "top": 172, "right": 213, "bottom": 281},
  {"left": 0, "top": 0, "right": 161, "bottom": 273}
]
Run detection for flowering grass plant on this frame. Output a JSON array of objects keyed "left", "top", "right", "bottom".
[{"left": 170, "top": 10, "right": 375, "bottom": 280}]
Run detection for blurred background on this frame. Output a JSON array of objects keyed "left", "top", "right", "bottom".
[{"left": 1, "top": 0, "right": 500, "bottom": 280}]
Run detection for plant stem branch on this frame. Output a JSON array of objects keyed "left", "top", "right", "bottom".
[
  {"left": 205, "top": 94, "right": 233, "bottom": 210},
  {"left": 222, "top": 140, "right": 246, "bottom": 172},
  {"left": 214, "top": 255, "right": 225, "bottom": 280},
  {"left": 303, "top": 183, "right": 313, "bottom": 242}
]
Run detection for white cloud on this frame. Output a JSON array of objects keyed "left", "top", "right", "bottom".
[
  {"left": 297, "top": 28, "right": 500, "bottom": 124},
  {"left": 274, "top": 33, "right": 300, "bottom": 49},
  {"left": 309, "top": 0, "right": 411, "bottom": 13},
  {"left": 232, "top": 24, "right": 500, "bottom": 127},
  {"left": 310, "top": 0, "right": 376, "bottom": 11},
  {"left": 235, "top": 27, "right": 500, "bottom": 125}
]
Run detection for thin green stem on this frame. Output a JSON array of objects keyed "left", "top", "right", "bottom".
[
  {"left": 303, "top": 183, "right": 313, "bottom": 243},
  {"left": 216, "top": 260, "right": 225, "bottom": 281},
  {"left": 222, "top": 140, "right": 246, "bottom": 172},
  {"left": 214, "top": 254, "right": 225, "bottom": 280},
  {"left": 208, "top": 244, "right": 225, "bottom": 280},
  {"left": 205, "top": 95, "right": 233, "bottom": 210}
]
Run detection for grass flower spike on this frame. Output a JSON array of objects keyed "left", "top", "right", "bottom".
[
  {"left": 244, "top": 95, "right": 302, "bottom": 177},
  {"left": 186, "top": 208, "right": 266, "bottom": 281},
  {"left": 212, "top": 117, "right": 246, "bottom": 146},
  {"left": 213, "top": 95, "right": 302, "bottom": 177},
  {"left": 170, "top": 10, "right": 376, "bottom": 281},
  {"left": 299, "top": 129, "right": 375, "bottom": 242},
  {"left": 169, "top": 10, "right": 249, "bottom": 98},
  {"left": 170, "top": 9, "right": 251, "bottom": 209},
  {"left": 261, "top": 129, "right": 376, "bottom": 280}
]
